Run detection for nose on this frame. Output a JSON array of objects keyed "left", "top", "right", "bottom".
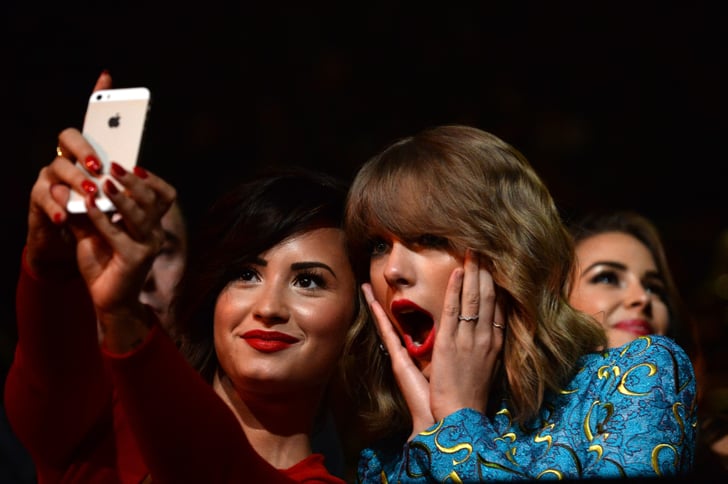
[
  {"left": 624, "top": 279, "right": 652, "bottom": 312},
  {"left": 253, "top": 280, "right": 289, "bottom": 324},
  {"left": 382, "top": 241, "right": 414, "bottom": 288}
]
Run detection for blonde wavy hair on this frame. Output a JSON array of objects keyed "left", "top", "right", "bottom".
[{"left": 343, "top": 125, "right": 606, "bottom": 438}]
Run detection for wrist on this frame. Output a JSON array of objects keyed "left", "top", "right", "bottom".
[
  {"left": 98, "top": 303, "right": 156, "bottom": 354},
  {"left": 23, "top": 245, "right": 80, "bottom": 281}
]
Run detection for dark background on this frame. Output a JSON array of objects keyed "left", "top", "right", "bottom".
[{"left": 2, "top": 0, "right": 726, "bottom": 457}]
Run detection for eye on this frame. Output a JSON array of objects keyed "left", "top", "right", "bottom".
[
  {"left": 157, "top": 243, "right": 177, "bottom": 257},
  {"left": 644, "top": 280, "right": 667, "bottom": 301},
  {"left": 369, "top": 237, "right": 390, "bottom": 256},
  {"left": 589, "top": 270, "right": 620, "bottom": 286},
  {"left": 235, "top": 266, "right": 260, "bottom": 283},
  {"left": 416, "top": 234, "right": 449, "bottom": 249},
  {"left": 294, "top": 271, "right": 328, "bottom": 290}
]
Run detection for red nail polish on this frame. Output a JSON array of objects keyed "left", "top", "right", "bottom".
[
  {"left": 84, "top": 155, "right": 101, "bottom": 175},
  {"left": 133, "top": 166, "right": 148, "bottom": 179},
  {"left": 111, "top": 162, "right": 126, "bottom": 177},
  {"left": 105, "top": 179, "right": 118, "bottom": 195},
  {"left": 87, "top": 193, "right": 97, "bottom": 209},
  {"left": 81, "top": 179, "right": 98, "bottom": 194},
  {"left": 52, "top": 213, "right": 63, "bottom": 224}
]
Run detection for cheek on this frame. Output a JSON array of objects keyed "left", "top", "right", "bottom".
[
  {"left": 299, "top": 298, "right": 354, "bottom": 345},
  {"left": 569, "top": 283, "right": 607, "bottom": 315},
  {"left": 213, "top": 288, "right": 248, "bottom": 335},
  {"left": 652, "top": 301, "right": 670, "bottom": 334},
  {"left": 369, "top": 260, "right": 388, "bottom": 298},
  {"left": 151, "top": 258, "right": 185, "bottom": 289}
]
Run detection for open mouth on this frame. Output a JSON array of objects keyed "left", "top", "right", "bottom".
[{"left": 391, "top": 302, "right": 435, "bottom": 358}]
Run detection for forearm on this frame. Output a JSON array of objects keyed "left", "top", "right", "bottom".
[{"left": 5, "top": 249, "right": 112, "bottom": 463}]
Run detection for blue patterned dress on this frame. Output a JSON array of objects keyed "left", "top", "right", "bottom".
[{"left": 357, "top": 335, "right": 697, "bottom": 482}]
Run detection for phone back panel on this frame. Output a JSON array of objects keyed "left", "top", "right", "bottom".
[{"left": 67, "top": 87, "right": 151, "bottom": 213}]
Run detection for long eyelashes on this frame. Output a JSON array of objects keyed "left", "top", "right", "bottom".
[{"left": 294, "top": 271, "right": 328, "bottom": 290}]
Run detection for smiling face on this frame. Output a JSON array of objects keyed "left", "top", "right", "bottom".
[
  {"left": 213, "top": 227, "right": 356, "bottom": 398},
  {"left": 569, "top": 231, "right": 669, "bottom": 348},
  {"left": 369, "top": 230, "right": 461, "bottom": 379}
]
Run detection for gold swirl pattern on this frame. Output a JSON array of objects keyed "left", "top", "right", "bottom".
[
  {"left": 583, "top": 400, "right": 613, "bottom": 441},
  {"left": 358, "top": 335, "right": 698, "bottom": 482},
  {"left": 651, "top": 443, "right": 678, "bottom": 476},
  {"left": 534, "top": 424, "right": 554, "bottom": 450},
  {"left": 434, "top": 428, "right": 473, "bottom": 465},
  {"left": 617, "top": 362, "right": 656, "bottom": 396}
]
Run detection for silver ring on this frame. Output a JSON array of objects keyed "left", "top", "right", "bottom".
[
  {"left": 492, "top": 322, "right": 505, "bottom": 329},
  {"left": 457, "top": 315, "right": 479, "bottom": 322}
]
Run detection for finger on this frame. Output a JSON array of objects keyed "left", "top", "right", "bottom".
[
  {"left": 361, "top": 283, "right": 403, "bottom": 356},
  {"left": 477, "top": 255, "right": 496, "bottom": 325},
  {"left": 109, "top": 164, "right": 176, "bottom": 212},
  {"left": 31, "top": 158, "right": 93, "bottom": 224},
  {"left": 58, "top": 127, "right": 103, "bottom": 177},
  {"left": 92, "top": 70, "right": 112, "bottom": 92},
  {"left": 490, "top": 287, "right": 506, "bottom": 349},
  {"left": 439, "top": 267, "right": 464, "bottom": 338},
  {"left": 106, "top": 165, "right": 176, "bottom": 239},
  {"left": 457, "top": 248, "right": 480, "bottom": 332},
  {"left": 84, "top": 192, "right": 122, "bottom": 238},
  {"left": 82, "top": 191, "right": 160, "bottom": 266}
]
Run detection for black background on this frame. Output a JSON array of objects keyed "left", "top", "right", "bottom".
[{"left": 2, "top": 3, "right": 726, "bottom": 383}]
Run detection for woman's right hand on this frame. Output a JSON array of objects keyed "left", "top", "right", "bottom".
[{"left": 362, "top": 282, "right": 435, "bottom": 438}]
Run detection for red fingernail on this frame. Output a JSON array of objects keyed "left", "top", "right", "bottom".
[
  {"left": 81, "top": 180, "right": 97, "bottom": 194},
  {"left": 87, "top": 193, "right": 97, "bottom": 208},
  {"left": 133, "top": 166, "right": 148, "bottom": 179},
  {"left": 105, "top": 179, "right": 118, "bottom": 195},
  {"left": 111, "top": 162, "right": 126, "bottom": 177},
  {"left": 84, "top": 155, "right": 102, "bottom": 175},
  {"left": 52, "top": 213, "right": 63, "bottom": 224}
]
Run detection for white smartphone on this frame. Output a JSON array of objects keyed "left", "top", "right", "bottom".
[{"left": 67, "top": 87, "right": 151, "bottom": 213}]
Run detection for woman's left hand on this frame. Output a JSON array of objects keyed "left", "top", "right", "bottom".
[{"left": 428, "top": 249, "right": 504, "bottom": 424}]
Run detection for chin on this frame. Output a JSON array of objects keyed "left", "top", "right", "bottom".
[{"left": 607, "top": 330, "right": 639, "bottom": 349}]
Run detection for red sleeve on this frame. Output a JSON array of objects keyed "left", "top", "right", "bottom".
[
  {"left": 4, "top": 248, "right": 113, "bottom": 467},
  {"left": 284, "top": 454, "right": 347, "bottom": 483},
  {"left": 105, "top": 325, "right": 297, "bottom": 484}
]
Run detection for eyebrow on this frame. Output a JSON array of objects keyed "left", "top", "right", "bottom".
[
  {"left": 292, "top": 261, "right": 337, "bottom": 278},
  {"left": 251, "top": 257, "right": 337, "bottom": 278},
  {"left": 581, "top": 260, "right": 664, "bottom": 281}
]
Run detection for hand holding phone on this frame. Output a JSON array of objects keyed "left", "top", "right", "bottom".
[{"left": 67, "top": 87, "right": 151, "bottom": 213}]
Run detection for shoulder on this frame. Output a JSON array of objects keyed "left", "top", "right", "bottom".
[
  {"left": 582, "top": 335, "right": 692, "bottom": 368},
  {"left": 575, "top": 335, "right": 696, "bottom": 396}
]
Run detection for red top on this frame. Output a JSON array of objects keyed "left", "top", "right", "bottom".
[{"left": 4, "top": 250, "right": 345, "bottom": 483}]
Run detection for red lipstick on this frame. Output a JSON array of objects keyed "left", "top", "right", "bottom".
[
  {"left": 613, "top": 319, "right": 652, "bottom": 337},
  {"left": 390, "top": 299, "right": 435, "bottom": 359},
  {"left": 241, "top": 330, "right": 299, "bottom": 353}
]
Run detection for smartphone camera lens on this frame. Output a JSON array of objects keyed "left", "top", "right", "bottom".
[{"left": 96, "top": 94, "right": 102, "bottom": 101}]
